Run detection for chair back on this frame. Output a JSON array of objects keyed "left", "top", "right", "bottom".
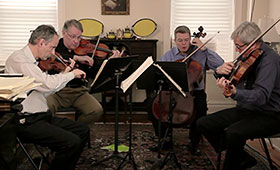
[{"left": 79, "top": 18, "right": 104, "bottom": 39}]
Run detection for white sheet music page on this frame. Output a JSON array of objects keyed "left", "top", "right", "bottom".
[{"left": 120, "top": 56, "right": 154, "bottom": 93}]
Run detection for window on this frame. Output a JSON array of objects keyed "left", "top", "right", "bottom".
[
  {"left": 171, "top": 0, "right": 234, "bottom": 61},
  {"left": 0, "top": 0, "right": 58, "bottom": 65}
]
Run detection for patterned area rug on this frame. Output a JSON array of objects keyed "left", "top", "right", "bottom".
[
  {"left": 17, "top": 123, "right": 271, "bottom": 170},
  {"left": 76, "top": 123, "right": 270, "bottom": 170}
]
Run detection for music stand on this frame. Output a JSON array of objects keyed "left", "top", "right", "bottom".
[
  {"left": 90, "top": 55, "right": 138, "bottom": 167},
  {"left": 117, "top": 87, "right": 137, "bottom": 170},
  {"left": 136, "top": 62, "right": 188, "bottom": 170}
]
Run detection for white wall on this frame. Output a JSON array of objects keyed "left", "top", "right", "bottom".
[{"left": 58, "top": 0, "right": 170, "bottom": 61}]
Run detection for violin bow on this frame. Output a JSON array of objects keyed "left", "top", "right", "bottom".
[
  {"left": 54, "top": 54, "right": 68, "bottom": 67},
  {"left": 91, "top": 34, "right": 102, "bottom": 59},
  {"left": 181, "top": 31, "right": 220, "bottom": 63},
  {"left": 233, "top": 17, "right": 280, "bottom": 65}
]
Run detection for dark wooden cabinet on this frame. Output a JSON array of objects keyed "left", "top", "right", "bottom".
[{"left": 100, "top": 39, "right": 158, "bottom": 60}]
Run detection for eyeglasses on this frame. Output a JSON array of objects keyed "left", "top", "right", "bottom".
[
  {"left": 235, "top": 43, "right": 247, "bottom": 50},
  {"left": 66, "top": 31, "right": 81, "bottom": 41}
]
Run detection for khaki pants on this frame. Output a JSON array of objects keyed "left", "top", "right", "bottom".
[{"left": 47, "top": 86, "right": 103, "bottom": 124}]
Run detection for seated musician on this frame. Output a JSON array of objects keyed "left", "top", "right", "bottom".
[
  {"left": 148, "top": 25, "right": 228, "bottom": 154},
  {"left": 5, "top": 24, "right": 89, "bottom": 170},
  {"left": 197, "top": 21, "right": 280, "bottom": 170},
  {"left": 46, "top": 19, "right": 122, "bottom": 124}
]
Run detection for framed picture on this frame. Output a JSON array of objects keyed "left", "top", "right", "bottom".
[{"left": 102, "top": 0, "right": 129, "bottom": 15}]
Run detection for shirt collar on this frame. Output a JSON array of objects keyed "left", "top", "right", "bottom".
[{"left": 23, "top": 45, "right": 37, "bottom": 64}]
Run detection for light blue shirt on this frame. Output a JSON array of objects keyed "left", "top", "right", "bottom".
[{"left": 161, "top": 46, "right": 224, "bottom": 90}]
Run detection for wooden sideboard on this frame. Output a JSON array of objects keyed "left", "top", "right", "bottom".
[{"left": 99, "top": 38, "right": 158, "bottom": 60}]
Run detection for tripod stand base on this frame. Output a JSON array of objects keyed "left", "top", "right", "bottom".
[
  {"left": 118, "top": 150, "right": 137, "bottom": 170},
  {"left": 160, "top": 151, "right": 182, "bottom": 170},
  {"left": 149, "top": 149, "right": 182, "bottom": 170}
]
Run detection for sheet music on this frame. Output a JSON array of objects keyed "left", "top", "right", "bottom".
[
  {"left": 120, "top": 56, "right": 153, "bottom": 93},
  {"left": 0, "top": 76, "right": 41, "bottom": 100},
  {"left": 153, "top": 63, "right": 186, "bottom": 97}
]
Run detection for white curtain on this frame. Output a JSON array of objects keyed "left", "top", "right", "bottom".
[
  {"left": 0, "top": 0, "right": 58, "bottom": 65},
  {"left": 171, "top": 0, "right": 235, "bottom": 61}
]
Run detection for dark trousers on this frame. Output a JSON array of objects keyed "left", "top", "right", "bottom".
[
  {"left": 197, "top": 107, "right": 280, "bottom": 170},
  {"left": 16, "top": 111, "right": 89, "bottom": 170},
  {"left": 148, "top": 90, "right": 207, "bottom": 147}
]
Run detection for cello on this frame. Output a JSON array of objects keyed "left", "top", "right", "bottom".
[{"left": 152, "top": 26, "right": 216, "bottom": 125}]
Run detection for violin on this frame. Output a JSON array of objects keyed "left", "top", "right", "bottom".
[
  {"left": 38, "top": 52, "right": 70, "bottom": 72},
  {"left": 74, "top": 39, "right": 112, "bottom": 58},
  {"left": 223, "top": 18, "right": 280, "bottom": 97}
]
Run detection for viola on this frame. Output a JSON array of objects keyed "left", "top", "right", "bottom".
[
  {"left": 74, "top": 39, "right": 112, "bottom": 58},
  {"left": 223, "top": 48, "right": 263, "bottom": 97}
]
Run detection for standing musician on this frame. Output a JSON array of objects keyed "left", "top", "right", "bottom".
[
  {"left": 197, "top": 21, "right": 280, "bottom": 170},
  {"left": 5, "top": 24, "right": 90, "bottom": 170},
  {"left": 47, "top": 19, "right": 122, "bottom": 124},
  {"left": 148, "top": 25, "right": 227, "bottom": 154}
]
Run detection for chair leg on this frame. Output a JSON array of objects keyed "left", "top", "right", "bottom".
[
  {"left": 16, "top": 137, "right": 39, "bottom": 170},
  {"left": 261, "top": 138, "right": 275, "bottom": 170},
  {"left": 34, "top": 145, "right": 51, "bottom": 167},
  {"left": 216, "top": 150, "right": 221, "bottom": 170}
]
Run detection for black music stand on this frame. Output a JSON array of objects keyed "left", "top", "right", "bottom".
[
  {"left": 90, "top": 55, "right": 138, "bottom": 168},
  {"left": 117, "top": 87, "right": 137, "bottom": 170},
  {"left": 136, "top": 62, "right": 189, "bottom": 170}
]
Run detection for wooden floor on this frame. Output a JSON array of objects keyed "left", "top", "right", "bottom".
[{"left": 247, "top": 139, "right": 280, "bottom": 169}]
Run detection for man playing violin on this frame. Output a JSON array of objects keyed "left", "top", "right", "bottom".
[
  {"left": 5, "top": 24, "right": 89, "bottom": 170},
  {"left": 148, "top": 25, "right": 226, "bottom": 155},
  {"left": 197, "top": 21, "right": 280, "bottom": 170},
  {"left": 47, "top": 19, "right": 122, "bottom": 124}
]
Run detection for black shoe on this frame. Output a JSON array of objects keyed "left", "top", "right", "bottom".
[
  {"left": 240, "top": 152, "right": 257, "bottom": 170},
  {"left": 149, "top": 141, "right": 173, "bottom": 152}
]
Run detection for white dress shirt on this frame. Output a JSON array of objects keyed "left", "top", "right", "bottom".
[{"left": 5, "top": 45, "right": 75, "bottom": 113}]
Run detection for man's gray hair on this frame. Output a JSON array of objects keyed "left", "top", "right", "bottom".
[
  {"left": 29, "top": 25, "right": 58, "bottom": 45},
  {"left": 63, "top": 19, "right": 83, "bottom": 32},
  {"left": 231, "top": 21, "right": 262, "bottom": 44}
]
